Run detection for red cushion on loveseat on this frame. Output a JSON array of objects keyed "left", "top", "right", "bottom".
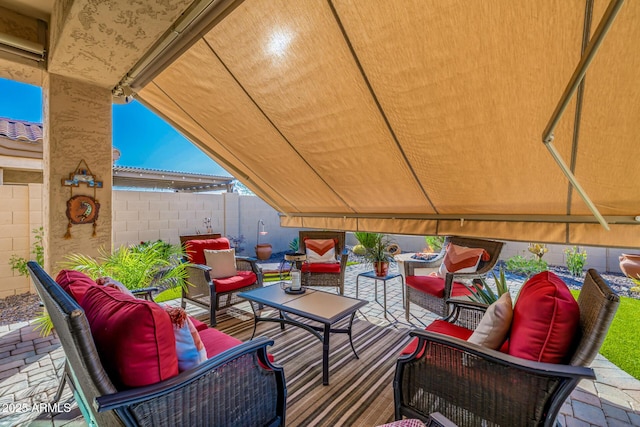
[
  {"left": 401, "top": 320, "right": 474, "bottom": 355},
  {"left": 55, "top": 269, "right": 97, "bottom": 304},
  {"left": 189, "top": 316, "right": 209, "bottom": 332},
  {"left": 301, "top": 263, "right": 341, "bottom": 274},
  {"left": 508, "top": 271, "right": 580, "bottom": 363},
  {"left": 185, "top": 238, "right": 231, "bottom": 265},
  {"left": 213, "top": 271, "right": 257, "bottom": 293},
  {"left": 81, "top": 285, "right": 178, "bottom": 389},
  {"left": 406, "top": 275, "right": 474, "bottom": 298},
  {"left": 199, "top": 328, "right": 275, "bottom": 365}
]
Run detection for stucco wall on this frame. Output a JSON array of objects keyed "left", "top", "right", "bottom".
[
  {"left": 0, "top": 184, "right": 42, "bottom": 297},
  {"left": 1, "top": 184, "right": 636, "bottom": 297}
]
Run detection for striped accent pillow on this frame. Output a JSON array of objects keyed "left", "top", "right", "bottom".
[
  {"left": 305, "top": 238, "right": 338, "bottom": 264},
  {"left": 437, "top": 243, "right": 489, "bottom": 278}
]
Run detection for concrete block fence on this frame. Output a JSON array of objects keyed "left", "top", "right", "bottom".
[{"left": 0, "top": 184, "right": 636, "bottom": 297}]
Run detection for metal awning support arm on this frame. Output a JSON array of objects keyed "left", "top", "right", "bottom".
[{"left": 542, "top": 0, "right": 626, "bottom": 231}]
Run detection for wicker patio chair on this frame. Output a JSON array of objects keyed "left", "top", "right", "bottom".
[
  {"left": 299, "top": 230, "right": 349, "bottom": 295},
  {"left": 404, "top": 236, "right": 504, "bottom": 319},
  {"left": 394, "top": 269, "right": 620, "bottom": 427},
  {"left": 179, "top": 234, "right": 263, "bottom": 326},
  {"left": 28, "top": 261, "right": 286, "bottom": 427}
]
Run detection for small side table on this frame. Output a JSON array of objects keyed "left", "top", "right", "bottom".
[{"left": 355, "top": 270, "right": 405, "bottom": 322}]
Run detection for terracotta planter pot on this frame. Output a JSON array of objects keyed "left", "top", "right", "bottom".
[
  {"left": 373, "top": 261, "right": 389, "bottom": 277},
  {"left": 255, "top": 243, "right": 273, "bottom": 261},
  {"left": 619, "top": 254, "right": 640, "bottom": 279}
]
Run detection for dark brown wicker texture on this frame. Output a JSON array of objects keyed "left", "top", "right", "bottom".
[
  {"left": 394, "top": 269, "right": 620, "bottom": 427},
  {"left": 179, "top": 234, "right": 263, "bottom": 326},
  {"left": 404, "top": 236, "right": 504, "bottom": 319},
  {"left": 27, "top": 261, "right": 287, "bottom": 427},
  {"left": 299, "top": 230, "right": 349, "bottom": 295}
]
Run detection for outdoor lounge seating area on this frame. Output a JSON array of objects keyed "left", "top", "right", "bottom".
[
  {"left": 1, "top": 1, "right": 640, "bottom": 426},
  {"left": 3, "top": 242, "right": 638, "bottom": 426}
]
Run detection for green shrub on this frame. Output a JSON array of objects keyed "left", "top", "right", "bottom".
[
  {"left": 565, "top": 246, "right": 587, "bottom": 277},
  {"left": 9, "top": 227, "right": 44, "bottom": 276},
  {"left": 424, "top": 236, "right": 445, "bottom": 252},
  {"left": 289, "top": 237, "right": 299, "bottom": 253},
  {"left": 505, "top": 255, "right": 548, "bottom": 277},
  {"left": 354, "top": 232, "right": 383, "bottom": 249},
  {"left": 61, "top": 240, "right": 190, "bottom": 292}
]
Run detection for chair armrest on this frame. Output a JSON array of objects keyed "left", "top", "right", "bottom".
[
  {"left": 442, "top": 299, "right": 489, "bottom": 328},
  {"left": 395, "top": 330, "right": 594, "bottom": 425},
  {"left": 95, "top": 337, "right": 286, "bottom": 425},
  {"left": 131, "top": 287, "right": 159, "bottom": 301},
  {"left": 236, "top": 256, "right": 261, "bottom": 273}
]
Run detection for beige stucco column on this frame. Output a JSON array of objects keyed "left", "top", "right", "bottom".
[{"left": 42, "top": 73, "right": 112, "bottom": 273}]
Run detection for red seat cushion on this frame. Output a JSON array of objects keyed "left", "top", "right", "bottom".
[
  {"left": 213, "top": 271, "right": 257, "bottom": 293},
  {"left": 301, "top": 262, "right": 341, "bottom": 274},
  {"left": 199, "top": 328, "right": 275, "bottom": 365},
  {"left": 189, "top": 316, "right": 208, "bottom": 332},
  {"left": 199, "top": 327, "right": 243, "bottom": 358},
  {"left": 80, "top": 285, "right": 178, "bottom": 389},
  {"left": 185, "top": 238, "right": 231, "bottom": 265},
  {"left": 406, "top": 275, "right": 474, "bottom": 298},
  {"left": 55, "top": 269, "right": 97, "bottom": 304},
  {"left": 401, "top": 320, "right": 474, "bottom": 355},
  {"left": 508, "top": 271, "right": 580, "bottom": 363}
]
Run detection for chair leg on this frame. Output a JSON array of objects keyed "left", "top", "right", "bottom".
[
  {"left": 405, "top": 296, "right": 411, "bottom": 322},
  {"left": 209, "top": 305, "right": 217, "bottom": 327}
]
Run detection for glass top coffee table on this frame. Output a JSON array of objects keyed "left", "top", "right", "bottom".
[{"left": 238, "top": 285, "right": 368, "bottom": 385}]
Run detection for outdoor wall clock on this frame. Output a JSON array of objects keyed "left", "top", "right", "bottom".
[{"left": 62, "top": 159, "right": 103, "bottom": 238}]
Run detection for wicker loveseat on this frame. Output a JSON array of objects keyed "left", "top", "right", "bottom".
[
  {"left": 28, "top": 261, "right": 286, "bottom": 427},
  {"left": 394, "top": 269, "right": 619, "bottom": 426}
]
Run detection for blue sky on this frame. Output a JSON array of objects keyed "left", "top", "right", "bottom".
[{"left": 0, "top": 77, "right": 230, "bottom": 176}]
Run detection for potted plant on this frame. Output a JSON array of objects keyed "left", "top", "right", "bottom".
[
  {"left": 363, "top": 234, "right": 396, "bottom": 277},
  {"left": 255, "top": 219, "right": 272, "bottom": 260},
  {"left": 352, "top": 232, "right": 381, "bottom": 256}
]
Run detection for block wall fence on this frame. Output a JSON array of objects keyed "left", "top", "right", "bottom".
[{"left": 1, "top": 184, "right": 635, "bottom": 297}]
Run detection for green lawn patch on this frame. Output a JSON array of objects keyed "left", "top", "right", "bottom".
[
  {"left": 572, "top": 290, "right": 640, "bottom": 380},
  {"left": 155, "top": 287, "right": 181, "bottom": 302}
]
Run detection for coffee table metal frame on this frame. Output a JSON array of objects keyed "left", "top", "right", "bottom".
[{"left": 238, "top": 285, "right": 368, "bottom": 385}]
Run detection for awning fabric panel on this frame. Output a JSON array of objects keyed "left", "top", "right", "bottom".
[
  {"left": 332, "top": 0, "right": 582, "bottom": 215},
  {"left": 138, "top": 0, "right": 640, "bottom": 248}
]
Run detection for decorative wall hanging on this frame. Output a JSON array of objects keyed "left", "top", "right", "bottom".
[{"left": 62, "top": 160, "right": 103, "bottom": 238}]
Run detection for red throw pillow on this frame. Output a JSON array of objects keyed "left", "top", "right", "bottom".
[
  {"left": 508, "top": 271, "right": 580, "bottom": 363},
  {"left": 80, "top": 285, "right": 178, "bottom": 389},
  {"left": 185, "top": 238, "right": 231, "bottom": 265},
  {"left": 55, "top": 269, "right": 97, "bottom": 304}
]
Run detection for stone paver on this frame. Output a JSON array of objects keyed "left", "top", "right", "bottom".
[{"left": 0, "top": 261, "right": 638, "bottom": 426}]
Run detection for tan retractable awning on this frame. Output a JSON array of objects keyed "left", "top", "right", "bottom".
[{"left": 136, "top": 0, "right": 640, "bottom": 248}]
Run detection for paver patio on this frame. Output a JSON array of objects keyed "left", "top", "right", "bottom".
[{"left": 0, "top": 262, "right": 639, "bottom": 426}]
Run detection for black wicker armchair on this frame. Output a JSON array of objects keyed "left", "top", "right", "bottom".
[
  {"left": 394, "top": 269, "right": 619, "bottom": 427},
  {"left": 299, "top": 230, "right": 349, "bottom": 295},
  {"left": 28, "top": 262, "right": 286, "bottom": 427},
  {"left": 179, "top": 234, "right": 263, "bottom": 326},
  {"left": 404, "top": 236, "right": 504, "bottom": 319}
]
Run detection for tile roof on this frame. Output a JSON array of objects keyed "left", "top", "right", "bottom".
[{"left": 0, "top": 117, "right": 43, "bottom": 142}]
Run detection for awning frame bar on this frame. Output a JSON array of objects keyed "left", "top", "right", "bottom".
[
  {"left": 542, "top": 0, "right": 626, "bottom": 231},
  {"left": 283, "top": 212, "right": 639, "bottom": 225}
]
